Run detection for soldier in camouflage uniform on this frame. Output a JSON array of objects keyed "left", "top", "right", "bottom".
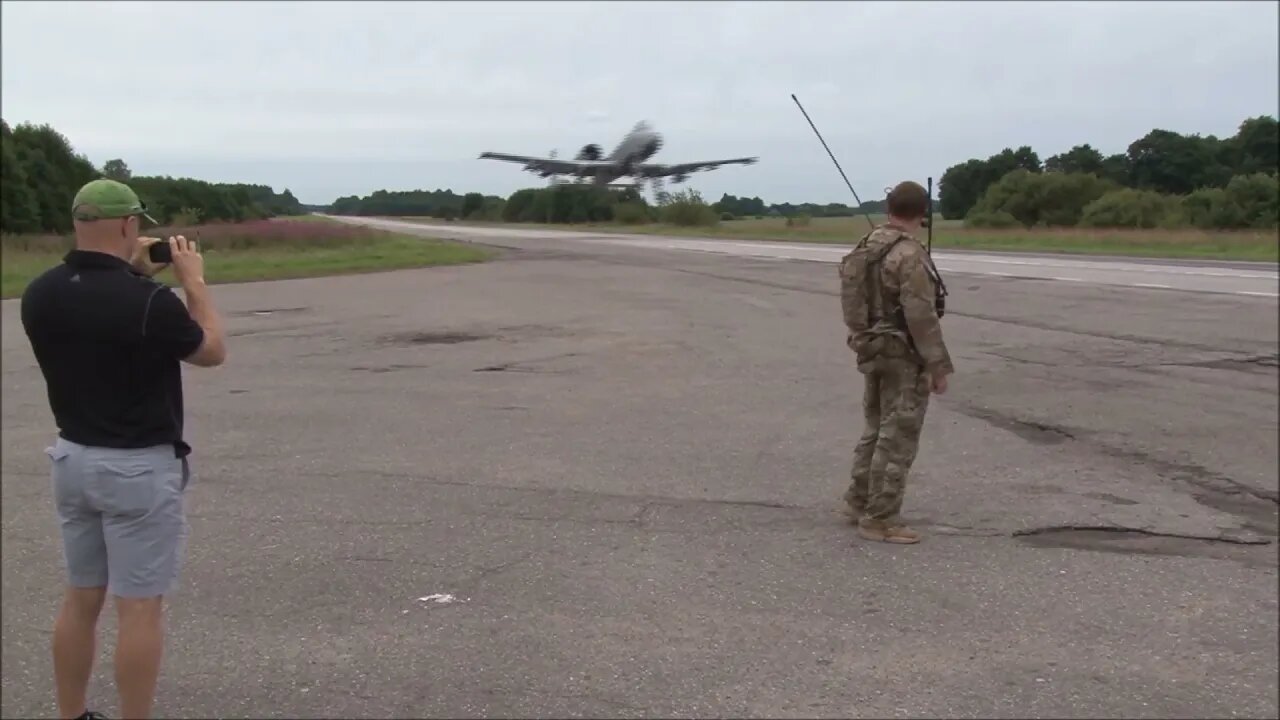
[{"left": 840, "top": 181, "right": 953, "bottom": 544}]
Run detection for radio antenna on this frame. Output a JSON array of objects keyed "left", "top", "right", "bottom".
[
  {"left": 926, "top": 176, "right": 934, "bottom": 254},
  {"left": 791, "top": 93, "right": 875, "bottom": 231}
]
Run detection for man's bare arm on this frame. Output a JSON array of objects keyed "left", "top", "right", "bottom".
[
  {"left": 169, "top": 236, "right": 226, "bottom": 367},
  {"left": 179, "top": 280, "right": 225, "bottom": 367}
]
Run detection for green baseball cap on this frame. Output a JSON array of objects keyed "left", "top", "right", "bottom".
[{"left": 71, "top": 178, "right": 157, "bottom": 224}]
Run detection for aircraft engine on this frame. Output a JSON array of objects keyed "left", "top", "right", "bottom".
[
  {"left": 576, "top": 143, "right": 603, "bottom": 161},
  {"left": 672, "top": 173, "right": 689, "bottom": 184}
]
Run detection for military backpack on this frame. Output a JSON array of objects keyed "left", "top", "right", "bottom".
[
  {"left": 839, "top": 229, "right": 948, "bottom": 351},
  {"left": 839, "top": 231, "right": 911, "bottom": 337}
]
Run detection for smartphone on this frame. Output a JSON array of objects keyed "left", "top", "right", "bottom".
[
  {"left": 148, "top": 241, "right": 172, "bottom": 264},
  {"left": 147, "top": 235, "right": 198, "bottom": 264}
]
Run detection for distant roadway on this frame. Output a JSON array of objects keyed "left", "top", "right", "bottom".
[{"left": 322, "top": 215, "right": 1280, "bottom": 299}]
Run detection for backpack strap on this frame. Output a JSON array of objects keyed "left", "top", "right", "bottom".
[
  {"left": 872, "top": 234, "right": 910, "bottom": 264},
  {"left": 865, "top": 233, "right": 911, "bottom": 327}
]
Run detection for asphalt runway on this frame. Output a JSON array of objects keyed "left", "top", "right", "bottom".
[
  {"left": 2, "top": 220, "right": 1277, "bottom": 719},
  {"left": 330, "top": 216, "right": 1280, "bottom": 298}
]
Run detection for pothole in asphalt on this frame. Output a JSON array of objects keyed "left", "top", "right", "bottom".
[
  {"left": 236, "top": 306, "right": 310, "bottom": 317},
  {"left": 383, "top": 331, "right": 489, "bottom": 346},
  {"left": 474, "top": 363, "right": 565, "bottom": 374},
  {"left": 349, "top": 363, "right": 432, "bottom": 374},
  {"left": 1013, "top": 526, "right": 1272, "bottom": 565},
  {"left": 1188, "top": 488, "right": 1280, "bottom": 539},
  {"left": 473, "top": 351, "right": 581, "bottom": 374},
  {"left": 1080, "top": 492, "right": 1140, "bottom": 506}
]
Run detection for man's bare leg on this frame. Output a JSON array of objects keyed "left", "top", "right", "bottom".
[
  {"left": 115, "top": 596, "right": 165, "bottom": 719},
  {"left": 53, "top": 586, "right": 107, "bottom": 719}
]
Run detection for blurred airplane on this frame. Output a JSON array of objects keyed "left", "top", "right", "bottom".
[{"left": 478, "top": 121, "right": 757, "bottom": 193}]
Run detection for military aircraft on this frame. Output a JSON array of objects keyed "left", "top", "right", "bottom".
[{"left": 478, "top": 121, "right": 757, "bottom": 195}]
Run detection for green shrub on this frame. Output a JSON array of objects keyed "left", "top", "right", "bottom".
[
  {"left": 1224, "top": 172, "right": 1279, "bottom": 228},
  {"left": 503, "top": 188, "right": 538, "bottom": 222},
  {"left": 968, "top": 169, "right": 1117, "bottom": 227},
  {"left": 659, "top": 189, "right": 719, "bottom": 227},
  {"left": 1079, "top": 188, "right": 1180, "bottom": 229},
  {"left": 613, "top": 202, "right": 651, "bottom": 225},
  {"left": 466, "top": 197, "right": 505, "bottom": 222},
  {"left": 1182, "top": 188, "right": 1240, "bottom": 229},
  {"left": 964, "top": 210, "right": 1020, "bottom": 228}
]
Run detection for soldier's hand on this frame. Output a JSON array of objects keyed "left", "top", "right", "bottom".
[{"left": 931, "top": 371, "right": 949, "bottom": 395}]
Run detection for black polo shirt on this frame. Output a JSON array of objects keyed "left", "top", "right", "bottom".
[{"left": 20, "top": 250, "right": 206, "bottom": 458}]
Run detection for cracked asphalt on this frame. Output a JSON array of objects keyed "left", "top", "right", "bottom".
[{"left": 3, "top": 227, "right": 1277, "bottom": 719}]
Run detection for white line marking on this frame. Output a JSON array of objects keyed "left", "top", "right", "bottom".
[
  {"left": 1236, "top": 291, "right": 1279, "bottom": 297},
  {"left": 603, "top": 237, "right": 1277, "bottom": 280},
  {"left": 1134, "top": 283, "right": 1174, "bottom": 289},
  {"left": 930, "top": 255, "right": 1276, "bottom": 279}
]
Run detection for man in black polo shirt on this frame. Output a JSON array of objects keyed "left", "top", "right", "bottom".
[{"left": 21, "top": 178, "right": 227, "bottom": 720}]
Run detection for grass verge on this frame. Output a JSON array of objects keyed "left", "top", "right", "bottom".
[
  {"left": 1, "top": 217, "right": 492, "bottom": 299},
  {"left": 395, "top": 215, "right": 1278, "bottom": 262}
]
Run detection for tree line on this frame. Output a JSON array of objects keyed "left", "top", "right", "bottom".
[
  {"left": 939, "top": 115, "right": 1278, "bottom": 229},
  {"left": 328, "top": 188, "right": 510, "bottom": 221},
  {"left": 327, "top": 184, "right": 867, "bottom": 225},
  {"left": 708, "top": 194, "right": 860, "bottom": 219},
  {"left": 328, "top": 182, "right": 741, "bottom": 227},
  {"left": 1, "top": 119, "right": 305, "bottom": 235},
  {"left": 330, "top": 184, "right": 650, "bottom": 224},
  {"left": 14, "top": 113, "right": 1268, "bottom": 236},
  {"left": 499, "top": 185, "right": 728, "bottom": 227}
]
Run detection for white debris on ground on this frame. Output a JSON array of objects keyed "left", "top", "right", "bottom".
[{"left": 417, "top": 593, "right": 467, "bottom": 605}]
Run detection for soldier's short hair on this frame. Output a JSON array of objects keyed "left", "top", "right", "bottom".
[{"left": 886, "top": 181, "right": 929, "bottom": 220}]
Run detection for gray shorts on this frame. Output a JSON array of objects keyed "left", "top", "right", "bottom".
[{"left": 45, "top": 437, "right": 191, "bottom": 598}]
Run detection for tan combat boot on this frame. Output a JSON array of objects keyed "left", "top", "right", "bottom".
[{"left": 857, "top": 518, "right": 921, "bottom": 544}]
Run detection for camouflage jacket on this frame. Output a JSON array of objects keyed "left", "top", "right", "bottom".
[{"left": 847, "top": 224, "right": 954, "bottom": 375}]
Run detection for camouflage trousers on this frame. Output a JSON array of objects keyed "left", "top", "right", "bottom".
[{"left": 844, "top": 358, "right": 932, "bottom": 522}]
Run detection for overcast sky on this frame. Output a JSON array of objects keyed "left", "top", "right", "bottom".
[{"left": 2, "top": 0, "right": 1277, "bottom": 206}]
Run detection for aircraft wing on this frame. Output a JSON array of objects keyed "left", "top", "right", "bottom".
[
  {"left": 478, "top": 152, "right": 616, "bottom": 176},
  {"left": 634, "top": 157, "right": 758, "bottom": 178}
]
